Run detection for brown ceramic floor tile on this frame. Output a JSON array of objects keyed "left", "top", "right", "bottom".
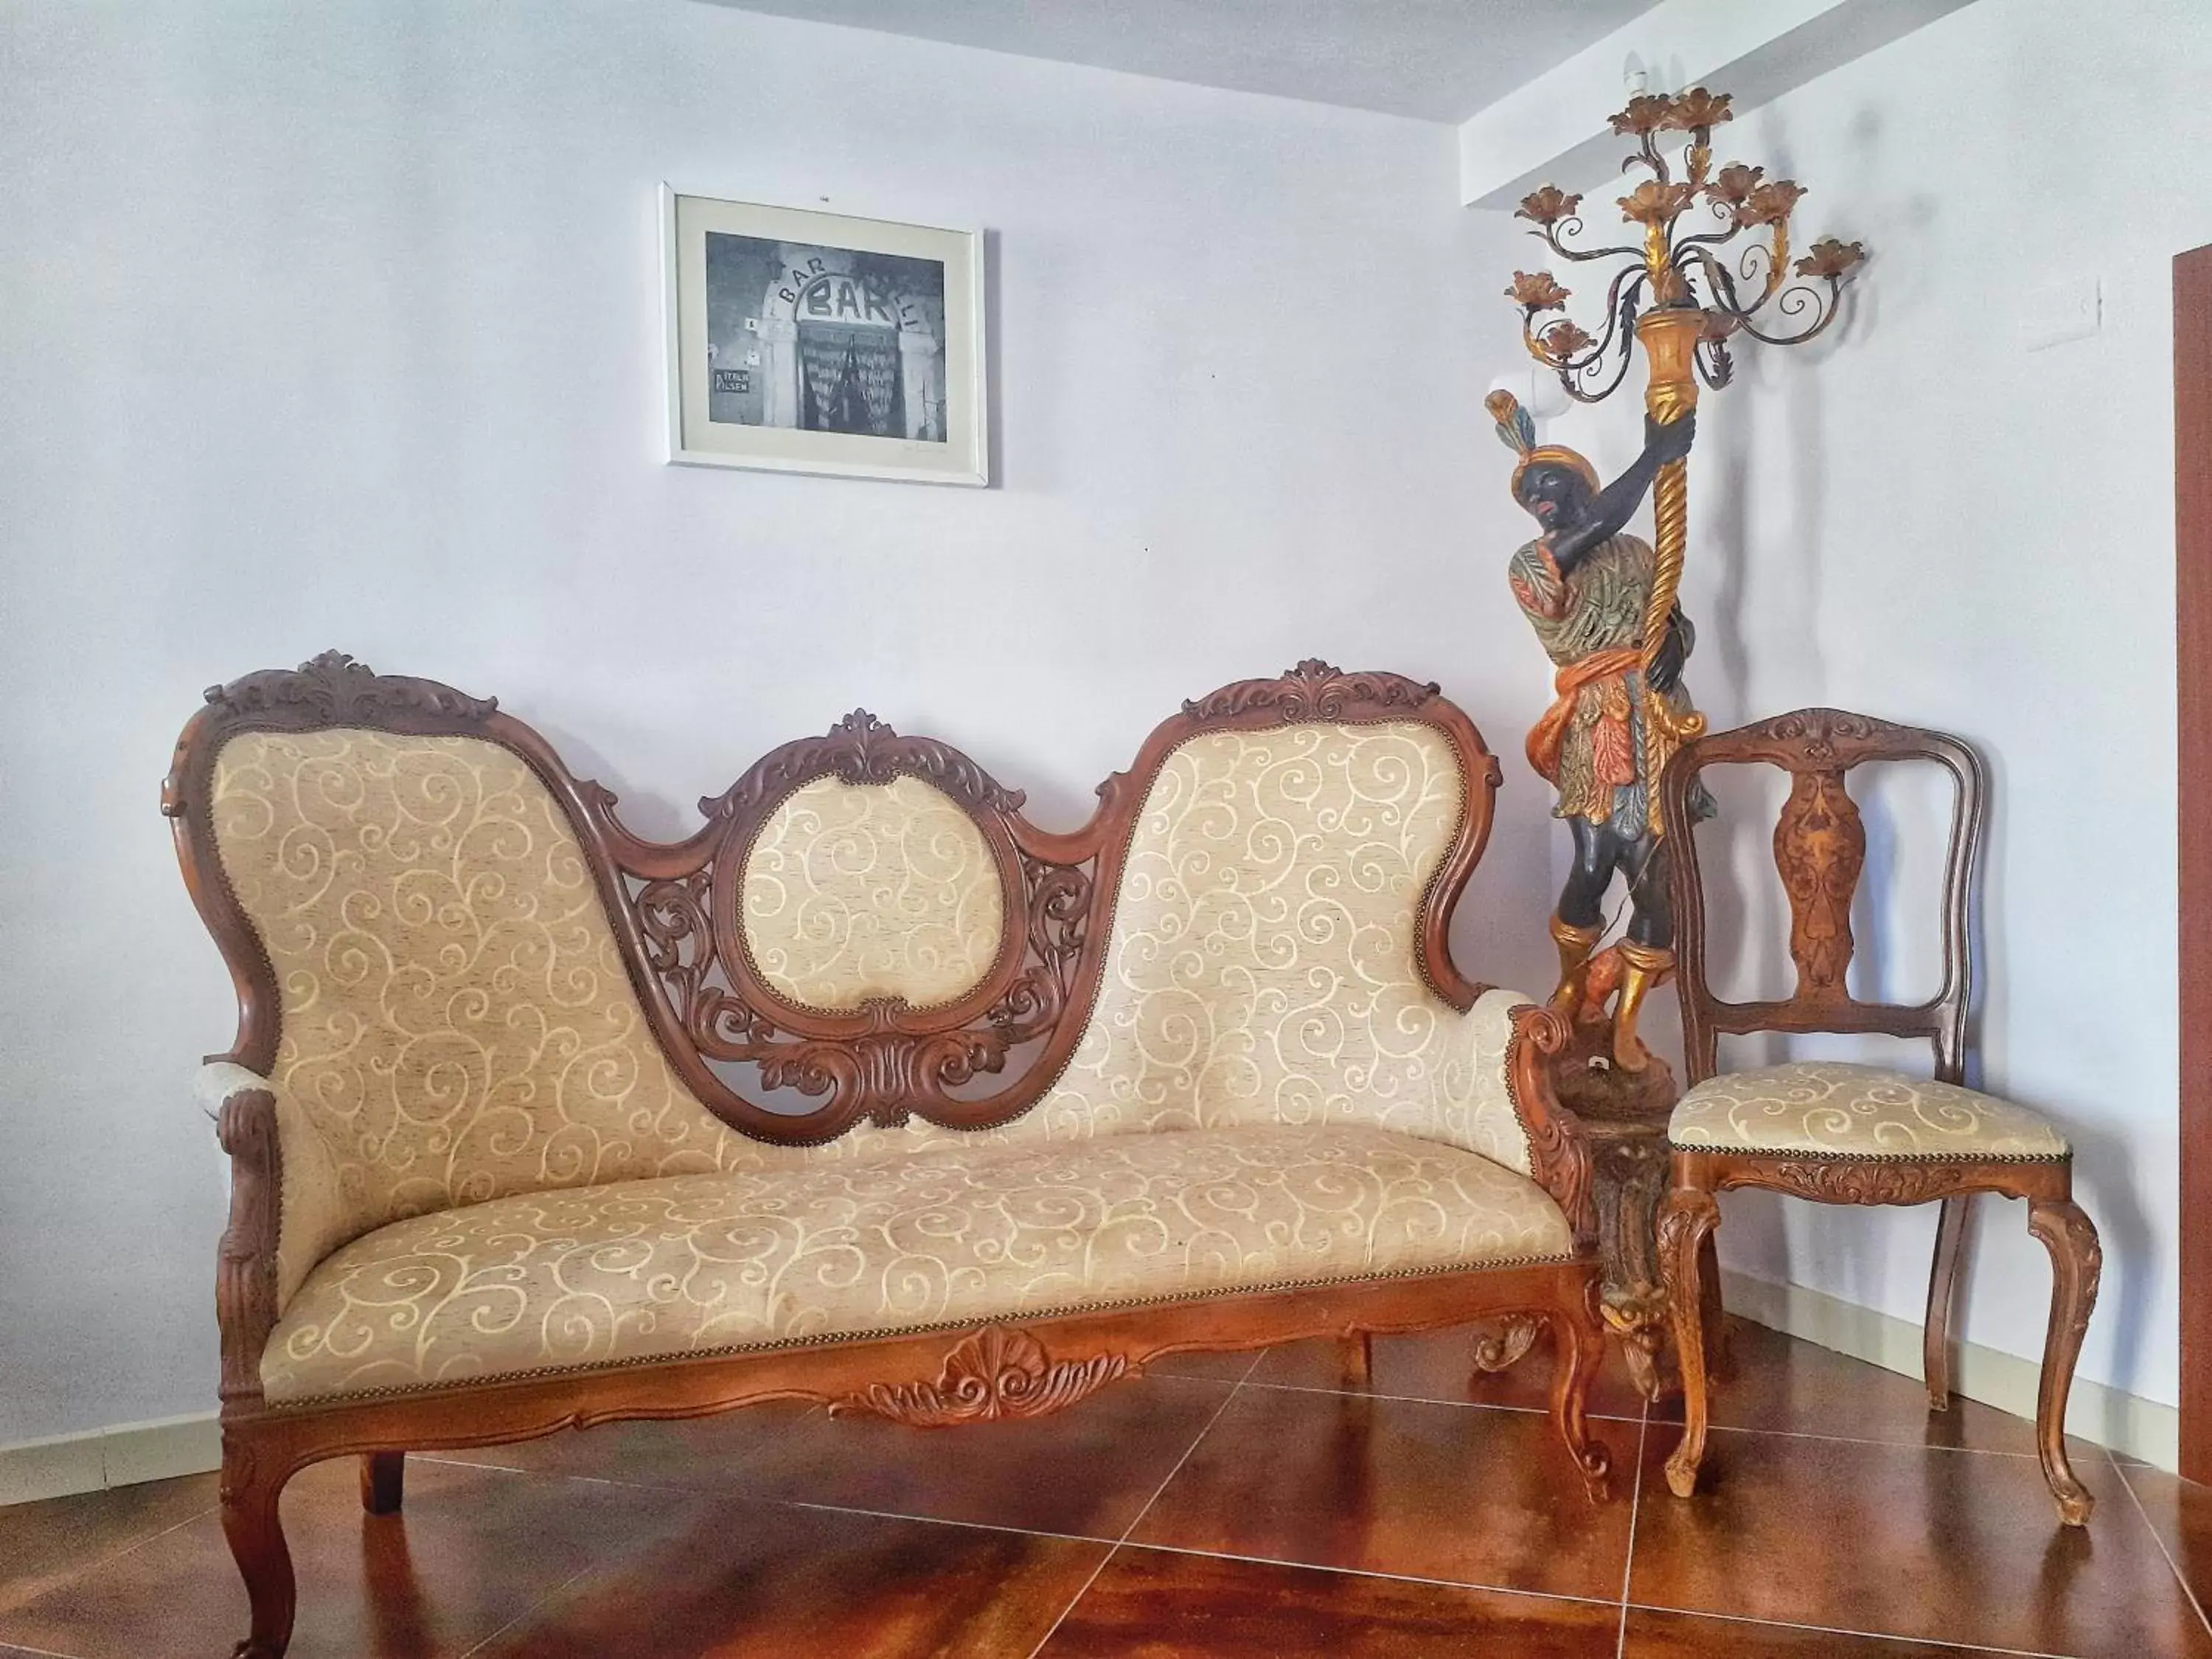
[
  {"left": 0, "top": 1455, "right": 703, "bottom": 1659},
  {"left": 1644, "top": 1317, "right": 2043, "bottom": 1454},
  {"left": 2116, "top": 1460, "right": 2212, "bottom": 1624},
  {"left": 1630, "top": 1429, "right": 2212, "bottom": 1658},
  {"left": 1253, "top": 1322, "right": 1650, "bottom": 1418},
  {"left": 469, "top": 1499, "right": 1109, "bottom": 1659},
  {"left": 1036, "top": 1545, "right": 1621, "bottom": 1658},
  {"left": 435, "top": 1375, "right": 1236, "bottom": 1539},
  {"left": 1623, "top": 1607, "right": 2024, "bottom": 1655},
  {"left": 0, "top": 1472, "right": 217, "bottom": 1615},
  {"left": 1127, "top": 1382, "right": 1634, "bottom": 1599}
]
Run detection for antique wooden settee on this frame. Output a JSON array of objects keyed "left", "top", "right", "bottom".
[{"left": 164, "top": 653, "right": 1611, "bottom": 1658}]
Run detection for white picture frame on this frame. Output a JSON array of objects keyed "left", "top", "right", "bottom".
[{"left": 661, "top": 187, "right": 987, "bottom": 485}]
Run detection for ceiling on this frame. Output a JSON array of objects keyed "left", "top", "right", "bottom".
[{"left": 698, "top": 1, "right": 1662, "bottom": 123}]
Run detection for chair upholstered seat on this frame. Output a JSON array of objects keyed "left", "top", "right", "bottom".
[
  {"left": 262, "top": 1122, "right": 1573, "bottom": 1405},
  {"left": 1667, "top": 1061, "right": 2070, "bottom": 1161}
]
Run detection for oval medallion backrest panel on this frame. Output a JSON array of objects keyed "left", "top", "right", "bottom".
[{"left": 740, "top": 773, "right": 1007, "bottom": 1012}]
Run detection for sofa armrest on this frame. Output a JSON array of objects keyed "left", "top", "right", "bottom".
[
  {"left": 1426, "top": 989, "right": 1595, "bottom": 1250},
  {"left": 1500, "top": 1004, "right": 1597, "bottom": 1251},
  {"left": 198, "top": 1064, "right": 352, "bottom": 1407}
]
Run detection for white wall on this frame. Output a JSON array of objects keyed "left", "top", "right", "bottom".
[
  {"left": 0, "top": 0, "right": 1550, "bottom": 1443},
  {"left": 9, "top": 0, "right": 2199, "bottom": 1455},
  {"left": 1530, "top": 0, "right": 2211, "bottom": 1413}
]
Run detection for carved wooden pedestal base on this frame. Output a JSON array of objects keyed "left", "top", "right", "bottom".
[{"left": 1551, "top": 1020, "right": 1681, "bottom": 1399}]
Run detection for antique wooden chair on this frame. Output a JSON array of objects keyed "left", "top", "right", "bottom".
[{"left": 1652, "top": 709, "right": 2101, "bottom": 1526}]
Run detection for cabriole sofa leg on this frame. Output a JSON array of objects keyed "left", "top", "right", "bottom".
[
  {"left": 220, "top": 1433, "right": 296, "bottom": 1659},
  {"left": 361, "top": 1451, "right": 404, "bottom": 1515},
  {"left": 1548, "top": 1293, "right": 1611, "bottom": 1500}
]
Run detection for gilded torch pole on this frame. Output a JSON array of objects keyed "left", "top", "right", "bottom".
[{"left": 1632, "top": 306, "right": 1708, "bottom": 834}]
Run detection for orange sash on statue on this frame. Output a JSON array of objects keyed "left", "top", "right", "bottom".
[{"left": 1525, "top": 646, "right": 1644, "bottom": 783}]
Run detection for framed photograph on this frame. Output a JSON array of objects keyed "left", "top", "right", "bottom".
[{"left": 662, "top": 189, "right": 987, "bottom": 485}]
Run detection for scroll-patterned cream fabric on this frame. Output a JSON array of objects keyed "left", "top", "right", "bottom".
[
  {"left": 1669, "top": 1062, "right": 2070, "bottom": 1160},
  {"left": 741, "top": 773, "right": 1004, "bottom": 1011},
  {"left": 1003, "top": 724, "right": 1538, "bottom": 1177},
  {"left": 209, "top": 731, "right": 835, "bottom": 1301},
  {"left": 262, "top": 1121, "right": 1573, "bottom": 1402}
]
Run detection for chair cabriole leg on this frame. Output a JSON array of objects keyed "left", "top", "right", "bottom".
[
  {"left": 1696, "top": 1225, "right": 1729, "bottom": 1382},
  {"left": 361, "top": 1450, "right": 404, "bottom": 1515},
  {"left": 1923, "top": 1194, "right": 1970, "bottom": 1410},
  {"left": 220, "top": 1430, "right": 297, "bottom": 1659},
  {"left": 1658, "top": 1183, "right": 1722, "bottom": 1500},
  {"left": 1548, "top": 1285, "right": 1612, "bottom": 1500},
  {"left": 2027, "top": 1192, "right": 2102, "bottom": 1526}
]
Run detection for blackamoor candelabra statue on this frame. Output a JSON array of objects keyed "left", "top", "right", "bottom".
[
  {"left": 1481, "top": 86, "right": 1864, "bottom": 1394},
  {"left": 1488, "top": 85, "right": 1864, "bottom": 1081}
]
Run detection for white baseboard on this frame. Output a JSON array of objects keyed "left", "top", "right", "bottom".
[
  {"left": 1722, "top": 1268, "right": 2178, "bottom": 1472},
  {"left": 0, "top": 1276, "right": 2181, "bottom": 1505},
  {"left": 0, "top": 1412, "right": 220, "bottom": 1507}
]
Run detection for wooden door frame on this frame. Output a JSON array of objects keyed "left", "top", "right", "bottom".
[{"left": 2178, "top": 243, "right": 2212, "bottom": 1484}]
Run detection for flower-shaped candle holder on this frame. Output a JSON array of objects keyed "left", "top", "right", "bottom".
[{"left": 1505, "top": 87, "right": 1865, "bottom": 404}]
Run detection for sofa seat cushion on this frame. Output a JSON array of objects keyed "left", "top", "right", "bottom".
[
  {"left": 262, "top": 1124, "right": 1573, "bottom": 1404},
  {"left": 1668, "top": 1062, "right": 2070, "bottom": 1161}
]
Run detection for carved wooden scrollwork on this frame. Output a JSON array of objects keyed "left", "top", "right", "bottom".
[
  {"left": 1182, "top": 658, "right": 1441, "bottom": 724},
  {"left": 2027, "top": 1198, "right": 2104, "bottom": 1338},
  {"left": 1469, "top": 1312, "right": 1544, "bottom": 1372},
  {"left": 1506, "top": 1004, "right": 1597, "bottom": 1248},
  {"left": 700, "top": 709, "right": 1026, "bottom": 823},
  {"left": 828, "top": 1326, "right": 1131, "bottom": 1426},
  {"left": 201, "top": 649, "right": 497, "bottom": 726},
  {"left": 1730, "top": 1158, "right": 1990, "bottom": 1206},
  {"left": 214, "top": 1087, "right": 281, "bottom": 1408},
  {"left": 1773, "top": 766, "right": 1865, "bottom": 999},
  {"left": 1765, "top": 707, "right": 1878, "bottom": 766}
]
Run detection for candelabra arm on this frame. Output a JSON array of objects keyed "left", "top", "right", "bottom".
[{"left": 1539, "top": 221, "right": 1645, "bottom": 265}]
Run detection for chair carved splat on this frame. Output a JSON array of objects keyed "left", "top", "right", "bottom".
[{"left": 1773, "top": 765, "right": 1866, "bottom": 1003}]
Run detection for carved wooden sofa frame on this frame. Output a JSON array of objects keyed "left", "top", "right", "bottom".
[{"left": 164, "top": 654, "right": 1610, "bottom": 1658}]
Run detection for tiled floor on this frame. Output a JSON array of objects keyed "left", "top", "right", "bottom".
[{"left": 3, "top": 1319, "right": 2208, "bottom": 1658}]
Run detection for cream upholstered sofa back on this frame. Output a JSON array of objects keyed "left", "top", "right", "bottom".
[
  {"left": 208, "top": 730, "right": 806, "bottom": 1296},
  {"left": 998, "top": 722, "right": 1534, "bottom": 1175}
]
